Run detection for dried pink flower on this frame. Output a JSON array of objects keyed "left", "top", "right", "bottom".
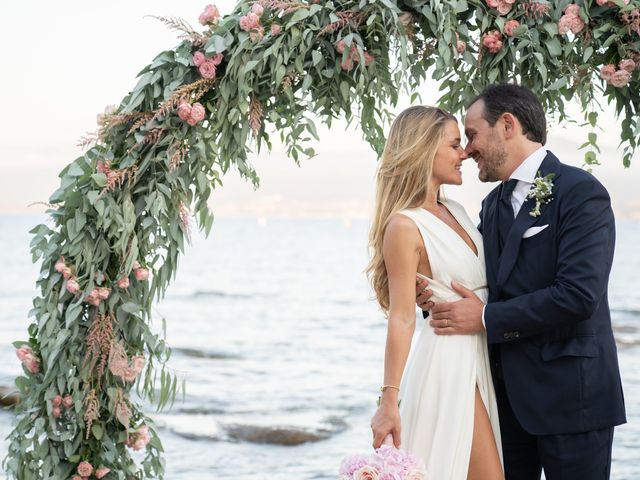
[
  {"left": 97, "top": 287, "right": 110, "bottom": 300},
  {"left": 134, "top": 268, "right": 150, "bottom": 281},
  {"left": 23, "top": 354, "right": 40, "bottom": 374},
  {"left": 558, "top": 15, "right": 572, "bottom": 35},
  {"left": 52, "top": 395, "right": 63, "bottom": 407},
  {"left": 249, "top": 26, "right": 265, "bottom": 42},
  {"left": 363, "top": 52, "right": 375, "bottom": 67},
  {"left": 117, "top": 277, "right": 130, "bottom": 289},
  {"left": 456, "top": 40, "right": 466, "bottom": 54},
  {"left": 85, "top": 290, "right": 101, "bottom": 307},
  {"left": 66, "top": 279, "right": 80, "bottom": 294},
  {"left": 54, "top": 257, "right": 66, "bottom": 273},
  {"left": 61, "top": 266, "right": 72, "bottom": 280},
  {"left": 190, "top": 103, "right": 206, "bottom": 123},
  {"left": 77, "top": 461, "right": 93, "bottom": 477},
  {"left": 564, "top": 4, "right": 580, "bottom": 16},
  {"left": 482, "top": 31, "right": 503, "bottom": 53},
  {"left": 211, "top": 53, "right": 224, "bottom": 66},
  {"left": 52, "top": 407, "right": 62, "bottom": 418},
  {"left": 569, "top": 15, "right": 585, "bottom": 33},
  {"left": 177, "top": 102, "right": 192, "bottom": 121},
  {"left": 271, "top": 23, "right": 282, "bottom": 36},
  {"left": 252, "top": 3, "right": 265, "bottom": 16}
]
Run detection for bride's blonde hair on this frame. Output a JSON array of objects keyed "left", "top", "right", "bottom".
[{"left": 366, "top": 106, "right": 456, "bottom": 313}]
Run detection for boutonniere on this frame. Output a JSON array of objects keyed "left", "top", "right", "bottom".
[{"left": 526, "top": 171, "right": 555, "bottom": 217}]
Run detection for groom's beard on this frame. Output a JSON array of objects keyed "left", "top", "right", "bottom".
[{"left": 477, "top": 136, "right": 507, "bottom": 183}]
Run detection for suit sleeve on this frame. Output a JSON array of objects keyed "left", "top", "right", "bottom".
[
  {"left": 484, "top": 178, "right": 615, "bottom": 344},
  {"left": 477, "top": 198, "right": 485, "bottom": 235}
]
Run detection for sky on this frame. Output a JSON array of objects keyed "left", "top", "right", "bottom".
[{"left": 1, "top": 1, "right": 639, "bottom": 221}]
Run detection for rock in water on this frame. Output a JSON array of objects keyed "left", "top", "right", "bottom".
[
  {"left": 0, "top": 386, "right": 20, "bottom": 407},
  {"left": 224, "top": 424, "right": 330, "bottom": 446}
]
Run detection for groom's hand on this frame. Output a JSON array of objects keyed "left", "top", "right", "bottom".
[
  {"left": 430, "top": 281, "right": 484, "bottom": 335},
  {"left": 416, "top": 276, "right": 434, "bottom": 312}
]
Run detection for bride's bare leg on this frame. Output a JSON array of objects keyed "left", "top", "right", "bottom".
[{"left": 467, "top": 386, "right": 504, "bottom": 480}]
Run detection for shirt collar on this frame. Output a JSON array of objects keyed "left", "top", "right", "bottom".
[{"left": 509, "top": 146, "right": 547, "bottom": 184}]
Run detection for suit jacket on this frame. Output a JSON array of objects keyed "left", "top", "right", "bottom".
[{"left": 480, "top": 151, "right": 626, "bottom": 435}]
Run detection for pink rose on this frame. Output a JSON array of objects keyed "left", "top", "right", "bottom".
[
  {"left": 251, "top": 3, "right": 264, "bottom": 16},
  {"left": 456, "top": 40, "right": 466, "bottom": 53},
  {"left": 63, "top": 395, "right": 74, "bottom": 409},
  {"left": 24, "top": 355, "right": 40, "bottom": 374},
  {"left": 504, "top": 19, "right": 520, "bottom": 36},
  {"left": 16, "top": 345, "right": 32, "bottom": 362},
  {"left": 486, "top": 0, "right": 499, "bottom": 7},
  {"left": 610, "top": 69, "right": 631, "bottom": 87},
  {"left": 193, "top": 51, "right": 206, "bottom": 67},
  {"left": 558, "top": 15, "right": 572, "bottom": 35},
  {"left": 569, "top": 15, "right": 585, "bottom": 33},
  {"left": 240, "top": 12, "right": 261, "bottom": 32},
  {"left": 482, "top": 31, "right": 503, "bottom": 53},
  {"left": 77, "top": 461, "right": 93, "bottom": 477},
  {"left": 97, "top": 287, "right": 110, "bottom": 300},
  {"left": 600, "top": 64, "right": 616, "bottom": 81},
  {"left": 187, "top": 117, "right": 199, "bottom": 127},
  {"left": 211, "top": 53, "right": 224, "bottom": 66},
  {"left": 271, "top": 24, "right": 282, "bottom": 36},
  {"left": 190, "top": 103, "right": 206, "bottom": 123},
  {"left": 95, "top": 467, "right": 111, "bottom": 479},
  {"left": 134, "top": 268, "right": 149, "bottom": 281},
  {"left": 177, "top": 102, "right": 192, "bottom": 121},
  {"left": 117, "top": 277, "right": 130, "bottom": 289},
  {"left": 54, "top": 258, "right": 66, "bottom": 273},
  {"left": 239, "top": 16, "right": 251, "bottom": 31},
  {"left": 52, "top": 395, "right": 63, "bottom": 407},
  {"left": 198, "top": 60, "right": 217, "bottom": 79},
  {"left": 86, "top": 290, "right": 101, "bottom": 306},
  {"left": 52, "top": 407, "right": 62, "bottom": 418},
  {"left": 66, "top": 279, "right": 80, "bottom": 294},
  {"left": 354, "top": 465, "right": 380, "bottom": 480},
  {"left": 199, "top": 4, "right": 221, "bottom": 26},
  {"left": 619, "top": 59, "right": 636, "bottom": 72},
  {"left": 564, "top": 4, "right": 580, "bottom": 16},
  {"left": 496, "top": 1, "right": 512, "bottom": 15}
]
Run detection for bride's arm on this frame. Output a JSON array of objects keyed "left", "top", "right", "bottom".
[{"left": 371, "top": 214, "right": 424, "bottom": 449}]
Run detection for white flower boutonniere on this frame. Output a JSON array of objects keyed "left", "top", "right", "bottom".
[{"left": 526, "top": 171, "right": 555, "bottom": 217}]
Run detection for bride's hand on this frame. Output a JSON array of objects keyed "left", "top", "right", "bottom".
[{"left": 370, "top": 399, "right": 401, "bottom": 449}]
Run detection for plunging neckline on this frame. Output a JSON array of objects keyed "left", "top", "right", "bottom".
[{"left": 419, "top": 201, "right": 480, "bottom": 260}]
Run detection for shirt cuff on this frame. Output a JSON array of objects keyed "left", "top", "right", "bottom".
[{"left": 482, "top": 305, "right": 486, "bottom": 329}]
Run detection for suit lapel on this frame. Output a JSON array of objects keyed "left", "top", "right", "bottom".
[{"left": 496, "top": 152, "right": 562, "bottom": 292}]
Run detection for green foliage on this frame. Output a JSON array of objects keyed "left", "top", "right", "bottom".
[{"left": 5, "top": 0, "right": 639, "bottom": 478}]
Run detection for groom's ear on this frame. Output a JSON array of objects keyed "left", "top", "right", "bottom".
[{"left": 500, "top": 112, "right": 519, "bottom": 139}]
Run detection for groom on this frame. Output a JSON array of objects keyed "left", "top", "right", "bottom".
[{"left": 417, "top": 84, "right": 626, "bottom": 479}]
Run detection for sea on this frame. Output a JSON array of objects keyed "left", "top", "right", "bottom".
[{"left": 0, "top": 214, "right": 638, "bottom": 479}]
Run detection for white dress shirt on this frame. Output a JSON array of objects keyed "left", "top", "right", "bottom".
[{"left": 481, "top": 147, "right": 547, "bottom": 328}]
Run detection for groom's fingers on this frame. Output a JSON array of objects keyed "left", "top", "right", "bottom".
[
  {"left": 451, "top": 280, "right": 475, "bottom": 298},
  {"left": 431, "top": 303, "right": 452, "bottom": 316},
  {"left": 433, "top": 326, "right": 456, "bottom": 335}
]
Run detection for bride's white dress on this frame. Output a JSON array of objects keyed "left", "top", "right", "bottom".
[{"left": 397, "top": 199, "right": 502, "bottom": 479}]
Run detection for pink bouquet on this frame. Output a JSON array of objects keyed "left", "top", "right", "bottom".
[{"left": 339, "top": 437, "right": 426, "bottom": 480}]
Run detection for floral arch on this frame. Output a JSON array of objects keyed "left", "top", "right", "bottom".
[{"left": 5, "top": 0, "right": 639, "bottom": 478}]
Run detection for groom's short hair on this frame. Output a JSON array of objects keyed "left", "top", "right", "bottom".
[{"left": 468, "top": 84, "right": 547, "bottom": 145}]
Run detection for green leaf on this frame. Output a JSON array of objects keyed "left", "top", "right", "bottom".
[
  {"left": 545, "top": 38, "right": 562, "bottom": 57},
  {"left": 91, "top": 173, "right": 107, "bottom": 187},
  {"left": 92, "top": 424, "right": 104, "bottom": 440}
]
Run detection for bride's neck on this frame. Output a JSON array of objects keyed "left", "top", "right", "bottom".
[{"left": 421, "top": 181, "right": 442, "bottom": 209}]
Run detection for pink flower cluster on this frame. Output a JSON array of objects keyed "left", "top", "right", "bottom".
[
  {"left": 482, "top": 30, "right": 503, "bottom": 54},
  {"left": 50, "top": 393, "right": 74, "bottom": 418},
  {"left": 132, "top": 261, "right": 150, "bottom": 281},
  {"left": 15, "top": 345, "right": 40, "bottom": 374},
  {"left": 177, "top": 101, "right": 207, "bottom": 126},
  {"left": 199, "top": 4, "right": 221, "bottom": 26},
  {"left": 558, "top": 4, "right": 585, "bottom": 35},
  {"left": 504, "top": 19, "right": 521, "bottom": 37},
  {"left": 335, "top": 40, "right": 375, "bottom": 71},
  {"left": 601, "top": 60, "right": 636, "bottom": 87},
  {"left": 126, "top": 425, "right": 152, "bottom": 451},
  {"left": 522, "top": 1, "right": 551, "bottom": 18},
  {"left": 110, "top": 349, "right": 145, "bottom": 383},
  {"left": 240, "top": 3, "right": 266, "bottom": 42},
  {"left": 70, "top": 461, "right": 109, "bottom": 480},
  {"left": 85, "top": 286, "right": 111, "bottom": 307},
  {"left": 193, "top": 51, "right": 224, "bottom": 79},
  {"left": 339, "top": 443, "right": 426, "bottom": 480},
  {"left": 486, "top": 0, "right": 516, "bottom": 15},
  {"left": 596, "top": 0, "right": 629, "bottom": 7}
]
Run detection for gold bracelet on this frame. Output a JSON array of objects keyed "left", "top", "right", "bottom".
[{"left": 380, "top": 385, "right": 400, "bottom": 393}]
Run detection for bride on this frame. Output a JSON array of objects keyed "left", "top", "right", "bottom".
[{"left": 367, "top": 106, "right": 503, "bottom": 480}]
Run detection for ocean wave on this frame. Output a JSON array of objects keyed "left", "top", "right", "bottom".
[
  {"left": 173, "top": 347, "right": 241, "bottom": 360},
  {"left": 612, "top": 308, "right": 640, "bottom": 317}
]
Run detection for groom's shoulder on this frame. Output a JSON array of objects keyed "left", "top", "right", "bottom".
[{"left": 555, "top": 158, "right": 610, "bottom": 198}]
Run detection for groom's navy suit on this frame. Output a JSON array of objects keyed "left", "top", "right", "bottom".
[{"left": 479, "top": 152, "right": 626, "bottom": 479}]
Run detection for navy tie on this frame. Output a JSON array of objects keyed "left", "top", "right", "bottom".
[{"left": 498, "top": 179, "right": 518, "bottom": 251}]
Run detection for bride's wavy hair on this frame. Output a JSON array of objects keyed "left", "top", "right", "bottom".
[{"left": 366, "top": 106, "right": 456, "bottom": 313}]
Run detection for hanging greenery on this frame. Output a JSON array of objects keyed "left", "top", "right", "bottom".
[{"left": 5, "top": 0, "right": 638, "bottom": 478}]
